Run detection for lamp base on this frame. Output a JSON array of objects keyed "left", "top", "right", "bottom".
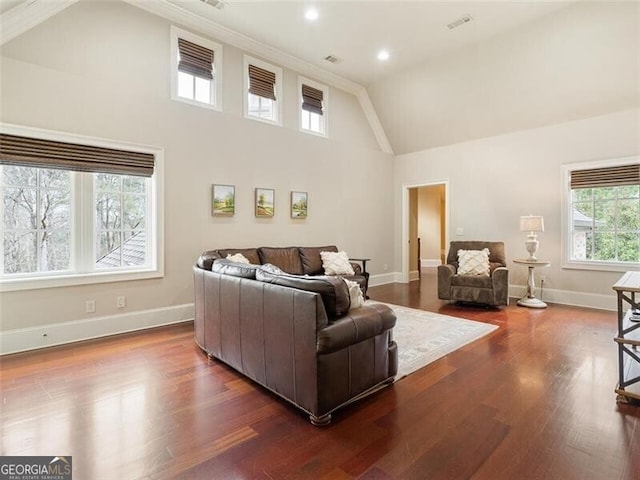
[
  {"left": 517, "top": 297, "right": 548, "bottom": 309},
  {"left": 525, "top": 235, "right": 539, "bottom": 261}
]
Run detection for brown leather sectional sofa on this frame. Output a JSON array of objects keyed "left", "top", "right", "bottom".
[{"left": 193, "top": 246, "right": 398, "bottom": 425}]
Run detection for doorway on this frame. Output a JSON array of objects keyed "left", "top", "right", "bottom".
[{"left": 404, "top": 182, "right": 448, "bottom": 282}]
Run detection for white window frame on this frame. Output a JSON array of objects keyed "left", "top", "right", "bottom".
[
  {"left": 243, "top": 55, "right": 282, "bottom": 126},
  {"left": 0, "top": 123, "right": 164, "bottom": 292},
  {"left": 170, "top": 26, "right": 223, "bottom": 111},
  {"left": 561, "top": 155, "right": 639, "bottom": 272},
  {"left": 298, "top": 76, "right": 328, "bottom": 138}
]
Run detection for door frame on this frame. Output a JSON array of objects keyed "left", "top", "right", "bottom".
[{"left": 401, "top": 180, "right": 449, "bottom": 283}]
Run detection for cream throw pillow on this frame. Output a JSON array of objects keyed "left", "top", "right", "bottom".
[
  {"left": 320, "top": 250, "right": 355, "bottom": 276},
  {"left": 343, "top": 279, "right": 364, "bottom": 310},
  {"left": 226, "top": 253, "right": 250, "bottom": 264},
  {"left": 457, "top": 248, "right": 491, "bottom": 276}
]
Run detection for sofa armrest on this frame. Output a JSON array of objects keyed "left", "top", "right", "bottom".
[
  {"left": 349, "top": 262, "right": 363, "bottom": 275},
  {"left": 316, "top": 303, "right": 396, "bottom": 354},
  {"left": 437, "top": 264, "right": 455, "bottom": 300}
]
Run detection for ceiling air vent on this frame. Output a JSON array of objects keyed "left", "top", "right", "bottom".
[
  {"left": 447, "top": 14, "right": 473, "bottom": 30},
  {"left": 200, "top": 0, "right": 227, "bottom": 10},
  {"left": 324, "top": 55, "right": 342, "bottom": 64}
]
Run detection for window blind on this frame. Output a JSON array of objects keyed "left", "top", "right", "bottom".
[
  {"left": 301, "top": 84, "right": 324, "bottom": 115},
  {"left": 570, "top": 164, "right": 640, "bottom": 189},
  {"left": 248, "top": 65, "right": 276, "bottom": 100},
  {"left": 177, "top": 38, "right": 214, "bottom": 80},
  {"left": 0, "top": 134, "right": 155, "bottom": 177}
]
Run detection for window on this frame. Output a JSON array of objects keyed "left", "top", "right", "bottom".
[
  {"left": 171, "top": 26, "right": 222, "bottom": 110},
  {"left": 243, "top": 56, "right": 282, "bottom": 125},
  {"left": 562, "top": 158, "right": 639, "bottom": 271},
  {"left": 299, "top": 77, "right": 328, "bottom": 137},
  {"left": 2, "top": 166, "right": 71, "bottom": 274},
  {"left": 0, "top": 125, "right": 163, "bottom": 291}
]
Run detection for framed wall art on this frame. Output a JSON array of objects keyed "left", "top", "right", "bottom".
[
  {"left": 290, "top": 191, "right": 308, "bottom": 219},
  {"left": 212, "top": 184, "right": 235, "bottom": 216},
  {"left": 255, "top": 188, "right": 275, "bottom": 217}
]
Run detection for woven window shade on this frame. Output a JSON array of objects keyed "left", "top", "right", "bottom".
[
  {"left": 248, "top": 65, "right": 276, "bottom": 100},
  {"left": 0, "top": 134, "right": 155, "bottom": 177},
  {"left": 301, "top": 84, "right": 324, "bottom": 115},
  {"left": 177, "top": 38, "right": 214, "bottom": 80},
  {"left": 570, "top": 164, "right": 640, "bottom": 189}
]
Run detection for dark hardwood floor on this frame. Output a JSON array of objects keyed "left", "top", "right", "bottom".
[{"left": 2, "top": 269, "right": 638, "bottom": 479}]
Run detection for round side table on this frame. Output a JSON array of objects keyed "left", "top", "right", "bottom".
[{"left": 513, "top": 259, "right": 550, "bottom": 308}]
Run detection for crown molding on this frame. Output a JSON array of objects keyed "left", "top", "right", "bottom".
[{"left": 0, "top": 0, "right": 80, "bottom": 46}]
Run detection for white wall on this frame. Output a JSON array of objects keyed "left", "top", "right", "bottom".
[
  {"left": 0, "top": 1, "right": 394, "bottom": 345},
  {"left": 395, "top": 109, "right": 640, "bottom": 308},
  {"left": 369, "top": 1, "right": 639, "bottom": 155}
]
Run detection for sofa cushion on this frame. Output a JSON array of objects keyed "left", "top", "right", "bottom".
[
  {"left": 299, "top": 245, "right": 338, "bottom": 275},
  {"left": 258, "top": 247, "right": 304, "bottom": 275},
  {"left": 211, "top": 259, "right": 259, "bottom": 279},
  {"left": 197, "top": 250, "right": 223, "bottom": 270},
  {"left": 226, "top": 253, "right": 250, "bottom": 264},
  {"left": 217, "top": 248, "right": 261, "bottom": 265},
  {"left": 256, "top": 268, "right": 350, "bottom": 318}
]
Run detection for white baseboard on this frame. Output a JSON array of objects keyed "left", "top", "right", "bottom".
[
  {"left": 409, "top": 270, "right": 420, "bottom": 282},
  {"left": 369, "top": 272, "right": 397, "bottom": 287},
  {"left": 509, "top": 285, "right": 616, "bottom": 311},
  {"left": 1, "top": 303, "right": 195, "bottom": 355},
  {"left": 420, "top": 259, "right": 441, "bottom": 267},
  {"left": 371, "top": 274, "right": 617, "bottom": 311}
]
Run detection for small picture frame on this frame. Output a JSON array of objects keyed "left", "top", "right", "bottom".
[
  {"left": 255, "top": 188, "right": 275, "bottom": 217},
  {"left": 212, "top": 184, "right": 235, "bottom": 216},
  {"left": 290, "top": 191, "right": 308, "bottom": 219}
]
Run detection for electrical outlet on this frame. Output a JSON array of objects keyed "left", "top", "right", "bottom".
[
  {"left": 85, "top": 300, "right": 96, "bottom": 313},
  {"left": 383, "top": 264, "right": 388, "bottom": 271},
  {"left": 456, "top": 227, "right": 464, "bottom": 236},
  {"left": 540, "top": 275, "right": 546, "bottom": 284},
  {"left": 116, "top": 296, "right": 126, "bottom": 308}
]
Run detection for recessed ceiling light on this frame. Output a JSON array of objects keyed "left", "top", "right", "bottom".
[
  {"left": 377, "top": 50, "right": 390, "bottom": 61},
  {"left": 305, "top": 8, "right": 319, "bottom": 21}
]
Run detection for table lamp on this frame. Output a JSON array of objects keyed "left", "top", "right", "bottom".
[{"left": 520, "top": 215, "right": 544, "bottom": 261}]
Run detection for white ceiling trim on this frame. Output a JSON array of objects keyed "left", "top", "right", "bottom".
[
  {"left": 0, "top": 0, "right": 80, "bottom": 46},
  {"left": 122, "top": 0, "right": 393, "bottom": 154}
]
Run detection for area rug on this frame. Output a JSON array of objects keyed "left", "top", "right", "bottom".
[{"left": 370, "top": 302, "right": 499, "bottom": 380}]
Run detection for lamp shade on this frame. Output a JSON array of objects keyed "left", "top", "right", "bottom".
[{"left": 520, "top": 215, "right": 544, "bottom": 232}]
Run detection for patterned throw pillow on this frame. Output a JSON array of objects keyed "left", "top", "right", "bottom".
[
  {"left": 320, "top": 250, "right": 355, "bottom": 276},
  {"left": 457, "top": 248, "right": 491, "bottom": 276},
  {"left": 226, "top": 253, "right": 250, "bottom": 264}
]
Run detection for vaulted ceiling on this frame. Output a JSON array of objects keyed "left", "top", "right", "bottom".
[
  {"left": 1, "top": 0, "right": 573, "bottom": 86},
  {"left": 2, "top": 1, "right": 637, "bottom": 155}
]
